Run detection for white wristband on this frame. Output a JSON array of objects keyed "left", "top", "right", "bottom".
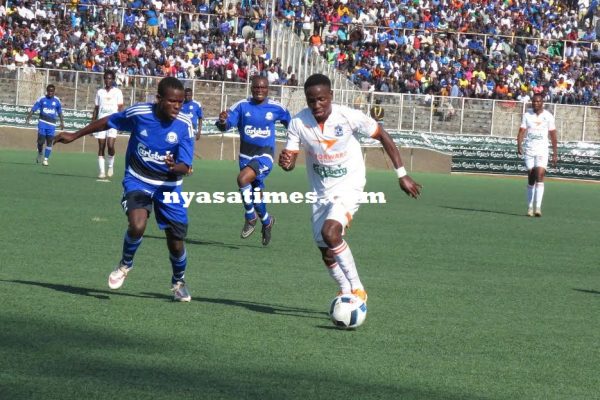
[{"left": 395, "top": 166, "right": 407, "bottom": 178}]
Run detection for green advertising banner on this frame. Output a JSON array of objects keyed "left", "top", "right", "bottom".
[
  {"left": 2, "top": 103, "right": 599, "bottom": 180},
  {"left": 361, "top": 132, "right": 600, "bottom": 180}
]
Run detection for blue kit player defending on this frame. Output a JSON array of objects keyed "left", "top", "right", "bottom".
[
  {"left": 54, "top": 77, "right": 195, "bottom": 302},
  {"left": 26, "top": 84, "right": 65, "bottom": 166},
  {"left": 215, "top": 76, "right": 291, "bottom": 246},
  {"left": 182, "top": 88, "right": 203, "bottom": 140}
]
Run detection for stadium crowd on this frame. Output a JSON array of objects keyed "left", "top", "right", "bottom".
[{"left": 0, "top": 0, "right": 598, "bottom": 105}]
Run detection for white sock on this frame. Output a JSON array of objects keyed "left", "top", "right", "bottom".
[
  {"left": 98, "top": 156, "right": 105, "bottom": 175},
  {"left": 331, "top": 240, "right": 363, "bottom": 290},
  {"left": 326, "top": 262, "right": 351, "bottom": 294},
  {"left": 107, "top": 155, "right": 114, "bottom": 169},
  {"left": 535, "top": 182, "right": 544, "bottom": 209},
  {"left": 527, "top": 185, "right": 535, "bottom": 208}
]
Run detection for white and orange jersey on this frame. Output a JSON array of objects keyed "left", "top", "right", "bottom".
[
  {"left": 520, "top": 109, "right": 556, "bottom": 156},
  {"left": 95, "top": 87, "right": 124, "bottom": 118},
  {"left": 285, "top": 104, "right": 379, "bottom": 197}
]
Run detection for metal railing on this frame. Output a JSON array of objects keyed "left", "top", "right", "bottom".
[{"left": 1, "top": 66, "right": 598, "bottom": 142}]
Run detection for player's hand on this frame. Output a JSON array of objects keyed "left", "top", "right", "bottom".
[
  {"left": 552, "top": 153, "right": 558, "bottom": 167},
  {"left": 218, "top": 110, "right": 228, "bottom": 122},
  {"left": 165, "top": 154, "right": 176, "bottom": 170},
  {"left": 53, "top": 132, "right": 77, "bottom": 144},
  {"left": 278, "top": 150, "right": 294, "bottom": 171},
  {"left": 399, "top": 176, "right": 422, "bottom": 199},
  {"left": 517, "top": 145, "right": 523, "bottom": 156},
  {"left": 60, "top": 124, "right": 65, "bottom": 130}
]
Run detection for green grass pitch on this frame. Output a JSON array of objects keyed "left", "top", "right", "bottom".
[{"left": 0, "top": 149, "right": 598, "bottom": 400}]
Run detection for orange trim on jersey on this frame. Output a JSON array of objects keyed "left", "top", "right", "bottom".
[
  {"left": 318, "top": 122, "right": 325, "bottom": 132},
  {"left": 345, "top": 212, "right": 353, "bottom": 228}
]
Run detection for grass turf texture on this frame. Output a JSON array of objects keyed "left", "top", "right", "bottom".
[{"left": 0, "top": 149, "right": 598, "bottom": 400}]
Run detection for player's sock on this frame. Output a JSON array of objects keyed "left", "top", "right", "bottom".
[
  {"left": 239, "top": 184, "right": 256, "bottom": 220},
  {"left": 326, "top": 261, "right": 351, "bottom": 294},
  {"left": 44, "top": 146, "right": 52, "bottom": 159},
  {"left": 98, "top": 156, "right": 105, "bottom": 176},
  {"left": 170, "top": 248, "right": 187, "bottom": 284},
  {"left": 535, "top": 182, "right": 544, "bottom": 209},
  {"left": 331, "top": 240, "right": 363, "bottom": 290},
  {"left": 527, "top": 184, "right": 535, "bottom": 208},
  {"left": 120, "top": 232, "right": 142, "bottom": 268},
  {"left": 107, "top": 155, "right": 115, "bottom": 169},
  {"left": 256, "top": 206, "right": 270, "bottom": 225}
]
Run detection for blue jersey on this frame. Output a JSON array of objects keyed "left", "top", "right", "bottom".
[
  {"left": 31, "top": 95, "right": 62, "bottom": 127},
  {"left": 108, "top": 103, "right": 195, "bottom": 187},
  {"left": 181, "top": 100, "right": 203, "bottom": 129},
  {"left": 223, "top": 98, "right": 291, "bottom": 159}
]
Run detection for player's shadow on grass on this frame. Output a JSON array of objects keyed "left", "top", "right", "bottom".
[
  {"left": 573, "top": 288, "right": 600, "bottom": 295},
  {"left": 141, "top": 293, "right": 328, "bottom": 319},
  {"left": 440, "top": 205, "right": 524, "bottom": 217},
  {"left": 38, "top": 171, "right": 96, "bottom": 179},
  {"left": 144, "top": 234, "right": 262, "bottom": 249},
  {"left": 0, "top": 279, "right": 166, "bottom": 301}
]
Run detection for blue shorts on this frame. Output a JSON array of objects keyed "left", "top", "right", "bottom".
[
  {"left": 121, "top": 175, "right": 188, "bottom": 239},
  {"left": 38, "top": 125, "right": 56, "bottom": 137},
  {"left": 240, "top": 155, "right": 272, "bottom": 190}
]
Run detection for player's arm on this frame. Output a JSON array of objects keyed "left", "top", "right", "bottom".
[
  {"left": 26, "top": 101, "right": 39, "bottom": 124},
  {"left": 165, "top": 154, "right": 192, "bottom": 175},
  {"left": 196, "top": 119, "right": 203, "bottom": 140},
  {"left": 58, "top": 112, "right": 65, "bottom": 130},
  {"left": 54, "top": 116, "right": 111, "bottom": 144},
  {"left": 549, "top": 128, "right": 558, "bottom": 167},
  {"left": 516, "top": 127, "right": 526, "bottom": 155},
  {"left": 374, "top": 125, "right": 421, "bottom": 198},
  {"left": 92, "top": 105, "right": 99, "bottom": 122}
]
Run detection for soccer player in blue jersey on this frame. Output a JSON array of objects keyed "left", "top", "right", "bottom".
[
  {"left": 26, "top": 84, "right": 65, "bottom": 166},
  {"left": 182, "top": 88, "right": 203, "bottom": 140},
  {"left": 215, "top": 76, "right": 292, "bottom": 246},
  {"left": 53, "top": 77, "right": 195, "bottom": 302}
]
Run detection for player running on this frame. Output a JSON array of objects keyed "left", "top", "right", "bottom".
[{"left": 26, "top": 84, "right": 65, "bottom": 166}]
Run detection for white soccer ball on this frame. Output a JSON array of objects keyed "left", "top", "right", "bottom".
[{"left": 329, "top": 294, "right": 367, "bottom": 329}]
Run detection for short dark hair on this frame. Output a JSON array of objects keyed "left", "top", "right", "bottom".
[
  {"left": 46, "top": 84, "right": 55, "bottom": 91},
  {"left": 304, "top": 73, "right": 331, "bottom": 92},
  {"left": 251, "top": 75, "right": 268, "bottom": 85},
  {"left": 184, "top": 87, "right": 193, "bottom": 93},
  {"left": 104, "top": 70, "right": 116, "bottom": 79},
  {"left": 157, "top": 77, "right": 184, "bottom": 96}
]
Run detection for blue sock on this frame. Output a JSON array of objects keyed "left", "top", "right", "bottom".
[
  {"left": 44, "top": 146, "right": 52, "bottom": 159},
  {"left": 255, "top": 202, "right": 270, "bottom": 225},
  {"left": 240, "top": 184, "right": 256, "bottom": 220},
  {"left": 170, "top": 249, "right": 187, "bottom": 284},
  {"left": 120, "top": 233, "right": 143, "bottom": 268}
]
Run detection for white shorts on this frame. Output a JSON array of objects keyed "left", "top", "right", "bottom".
[
  {"left": 524, "top": 153, "right": 548, "bottom": 170},
  {"left": 311, "top": 189, "right": 363, "bottom": 248},
  {"left": 93, "top": 128, "right": 118, "bottom": 139}
]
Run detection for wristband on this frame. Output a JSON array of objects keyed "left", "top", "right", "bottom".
[{"left": 395, "top": 166, "right": 407, "bottom": 178}]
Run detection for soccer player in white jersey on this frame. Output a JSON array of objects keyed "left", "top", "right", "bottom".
[
  {"left": 54, "top": 77, "right": 195, "bottom": 302},
  {"left": 92, "top": 70, "right": 124, "bottom": 179},
  {"left": 278, "top": 74, "right": 421, "bottom": 302},
  {"left": 517, "top": 93, "right": 558, "bottom": 217}
]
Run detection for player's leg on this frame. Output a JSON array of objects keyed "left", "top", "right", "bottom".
[
  {"left": 250, "top": 158, "right": 275, "bottom": 246},
  {"left": 106, "top": 130, "right": 117, "bottom": 178},
  {"left": 316, "top": 195, "right": 367, "bottom": 301},
  {"left": 533, "top": 154, "right": 548, "bottom": 216},
  {"left": 524, "top": 155, "right": 536, "bottom": 216},
  {"left": 108, "top": 189, "right": 152, "bottom": 289},
  {"left": 238, "top": 164, "right": 258, "bottom": 238},
  {"left": 42, "top": 131, "right": 53, "bottom": 165},
  {"left": 313, "top": 202, "right": 351, "bottom": 295},
  {"left": 95, "top": 131, "right": 107, "bottom": 178},
  {"left": 36, "top": 132, "right": 45, "bottom": 163},
  {"left": 156, "top": 188, "right": 191, "bottom": 302}
]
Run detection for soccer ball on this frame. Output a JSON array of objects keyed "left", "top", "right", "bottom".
[{"left": 329, "top": 294, "right": 367, "bottom": 329}]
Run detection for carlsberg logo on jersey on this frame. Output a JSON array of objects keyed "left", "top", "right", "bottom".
[
  {"left": 244, "top": 126, "right": 271, "bottom": 138},
  {"left": 313, "top": 163, "right": 347, "bottom": 178},
  {"left": 42, "top": 108, "right": 57, "bottom": 115},
  {"left": 137, "top": 143, "right": 171, "bottom": 164}
]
